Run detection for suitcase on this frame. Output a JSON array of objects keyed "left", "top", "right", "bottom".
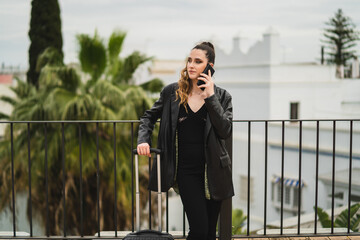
[{"left": 123, "top": 148, "right": 174, "bottom": 240}]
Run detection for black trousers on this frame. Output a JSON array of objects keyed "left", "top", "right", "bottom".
[{"left": 177, "top": 170, "right": 222, "bottom": 240}]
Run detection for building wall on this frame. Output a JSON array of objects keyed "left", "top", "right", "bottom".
[
  {"left": 0, "top": 192, "right": 44, "bottom": 235},
  {"left": 0, "top": 77, "right": 15, "bottom": 137},
  {"left": 208, "top": 30, "right": 360, "bottom": 231}
]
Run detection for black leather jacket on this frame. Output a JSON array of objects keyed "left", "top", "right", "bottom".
[{"left": 138, "top": 82, "right": 234, "bottom": 201}]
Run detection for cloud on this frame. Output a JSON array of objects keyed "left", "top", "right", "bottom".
[{"left": 1, "top": 0, "right": 360, "bottom": 67}]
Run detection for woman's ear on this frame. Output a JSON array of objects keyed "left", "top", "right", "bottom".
[{"left": 210, "top": 63, "right": 214, "bottom": 67}]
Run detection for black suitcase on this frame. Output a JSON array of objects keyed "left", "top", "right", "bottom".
[{"left": 123, "top": 148, "right": 174, "bottom": 240}]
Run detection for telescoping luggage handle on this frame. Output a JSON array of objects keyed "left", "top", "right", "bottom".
[{"left": 132, "top": 148, "right": 162, "bottom": 232}]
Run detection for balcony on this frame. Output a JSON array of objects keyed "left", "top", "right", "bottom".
[{"left": 0, "top": 119, "right": 359, "bottom": 240}]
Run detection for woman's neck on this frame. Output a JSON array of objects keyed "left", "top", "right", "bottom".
[{"left": 190, "top": 79, "right": 202, "bottom": 95}]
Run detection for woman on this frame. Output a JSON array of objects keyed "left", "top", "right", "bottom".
[{"left": 137, "top": 42, "right": 234, "bottom": 240}]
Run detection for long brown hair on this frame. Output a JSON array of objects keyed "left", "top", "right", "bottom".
[{"left": 176, "top": 42, "right": 215, "bottom": 108}]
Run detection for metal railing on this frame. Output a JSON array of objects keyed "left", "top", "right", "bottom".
[
  {"left": 232, "top": 119, "right": 360, "bottom": 239},
  {"left": 0, "top": 119, "right": 359, "bottom": 239}
]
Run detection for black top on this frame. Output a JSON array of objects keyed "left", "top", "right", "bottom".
[{"left": 177, "top": 103, "right": 207, "bottom": 173}]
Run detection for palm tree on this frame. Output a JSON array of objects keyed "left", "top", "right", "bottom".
[
  {"left": 315, "top": 203, "right": 360, "bottom": 232},
  {"left": 0, "top": 29, "right": 163, "bottom": 235},
  {"left": 76, "top": 30, "right": 156, "bottom": 89}
]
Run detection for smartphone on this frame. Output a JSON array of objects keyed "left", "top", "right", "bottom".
[{"left": 197, "top": 63, "right": 215, "bottom": 91}]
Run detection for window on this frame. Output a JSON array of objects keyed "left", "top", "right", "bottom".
[
  {"left": 330, "top": 192, "right": 344, "bottom": 200},
  {"left": 240, "top": 175, "right": 254, "bottom": 203},
  {"left": 326, "top": 192, "right": 360, "bottom": 208},
  {"left": 271, "top": 176, "right": 304, "bottom": 212},
  {"left": 327, "top": 191, "right": 346, "bottom": 208},
  {"left": 293, "top": 188, "right": 299, "bottom": 207},
  {"left": 351, "top": 194, "right": 360, "bottom": 202},
  {"left": 285, "top": 186, "right": 291, "bottom": 204},
  {"left": 277, "top": 184, "right": 281, "bottom": 202},
  {"left": 290, "top": 102, "right": 299, "bottom": 120}
]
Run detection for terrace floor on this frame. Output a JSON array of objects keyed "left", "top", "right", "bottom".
[{"left": 99, "top": 231, "right": 359, "bottom": 240}]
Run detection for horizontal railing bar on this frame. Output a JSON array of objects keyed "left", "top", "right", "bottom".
[
  {"left": 231, "top": 232, "right": 360, "bottom": 238},
  {"left": 0, "top": 232, "right": 359, "bottom": 240},
  {"left": 0, "top": 120, "right": 141, "bottom": 124},
  {"left": 2, "top": 118, "right": 360, "bottom": 124},
  {"left": 233, "top": 118, "right": 360, "bottom": 122}
]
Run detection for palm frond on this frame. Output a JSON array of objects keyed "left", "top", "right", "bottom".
[
  {"left": 77, "top": 32, "right": 107, "bottom": 82},
  {"left": 55, "top": 67, "right": 81, "bottom": 92},
  {"left": 92, "top": 80, "right": 126, "bottom": 111},
  {"left": 315, "top": 206, "right": 332, "bottom": 228},
  {"left": 0, "top": 112, "right": 9, "bottom": 120},
  {"left": 36, "top": 46, "right": 64, "bottom": 72},
  {"left": 140, "top": 78, "right": 164, "bottom": 93},
  {"left": 232, "top": 208, "right": 247, "bottom": 234},
  {"left": 10, "top": 78, "right": 36, "bottom": 99},
  {"left": 0, "top": 96, "right": 17, "bottom": 106},
  {"left": 108, "top": 30, "right": 126, "bottom": 62},
  {"left": 112, "top": 51, "right": 153, "bottom": 85}
]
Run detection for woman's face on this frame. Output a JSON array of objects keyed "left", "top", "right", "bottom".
[{"left": 187, "top": 49, "right": 208, "bottom": 80}]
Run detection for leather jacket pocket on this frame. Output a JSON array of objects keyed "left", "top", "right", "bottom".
[{"left": 220, "top": 153, "right": 231, "bottom": 168}]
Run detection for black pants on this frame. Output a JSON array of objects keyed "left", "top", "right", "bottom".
[{"left": 177, "top": 170, "right": 222, "bottom": 240}]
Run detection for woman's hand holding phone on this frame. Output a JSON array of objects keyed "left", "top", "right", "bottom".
[{"left": 197, "top": 64, "right": 215, "bottom": 98}]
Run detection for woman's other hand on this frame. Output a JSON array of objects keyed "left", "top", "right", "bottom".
[{"left": 137, "top": 142, "right": 151, "bottom": 157}]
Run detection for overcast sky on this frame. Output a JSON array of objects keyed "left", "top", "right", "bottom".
[{"left": 1, "top": 0, "right": 360, "bottom": 69}]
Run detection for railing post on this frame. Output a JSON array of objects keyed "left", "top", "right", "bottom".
[
  {"left": 61, "top": 122, "right": 66, "bottom": 237},
  {"left": 10, "top": 123, "right": 16, "bottom": 237},
  {"left": 219, "top": 129, "right": 232, "bottom": 240}
]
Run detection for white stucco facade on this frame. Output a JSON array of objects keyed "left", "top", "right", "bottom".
[
  {"left": 214, "top": 30, "right": 360, "bottom": 231},
  {"left": 0, "top": 78, "right": 15, "bottom": 137}
]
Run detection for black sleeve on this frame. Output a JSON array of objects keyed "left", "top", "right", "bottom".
[
  {"left": 137, "top": 89, "right": 164, "bottom": 145},
  {"left": 204, "top": 91, "right": 233, "bottom": 139}
]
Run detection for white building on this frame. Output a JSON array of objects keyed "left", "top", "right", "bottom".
[
  {"left": 0, "top": 71, "right": 19, "bottom": 137},
  {"left": 215, "top": 28, "right": 360, "bottom": 231}
]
